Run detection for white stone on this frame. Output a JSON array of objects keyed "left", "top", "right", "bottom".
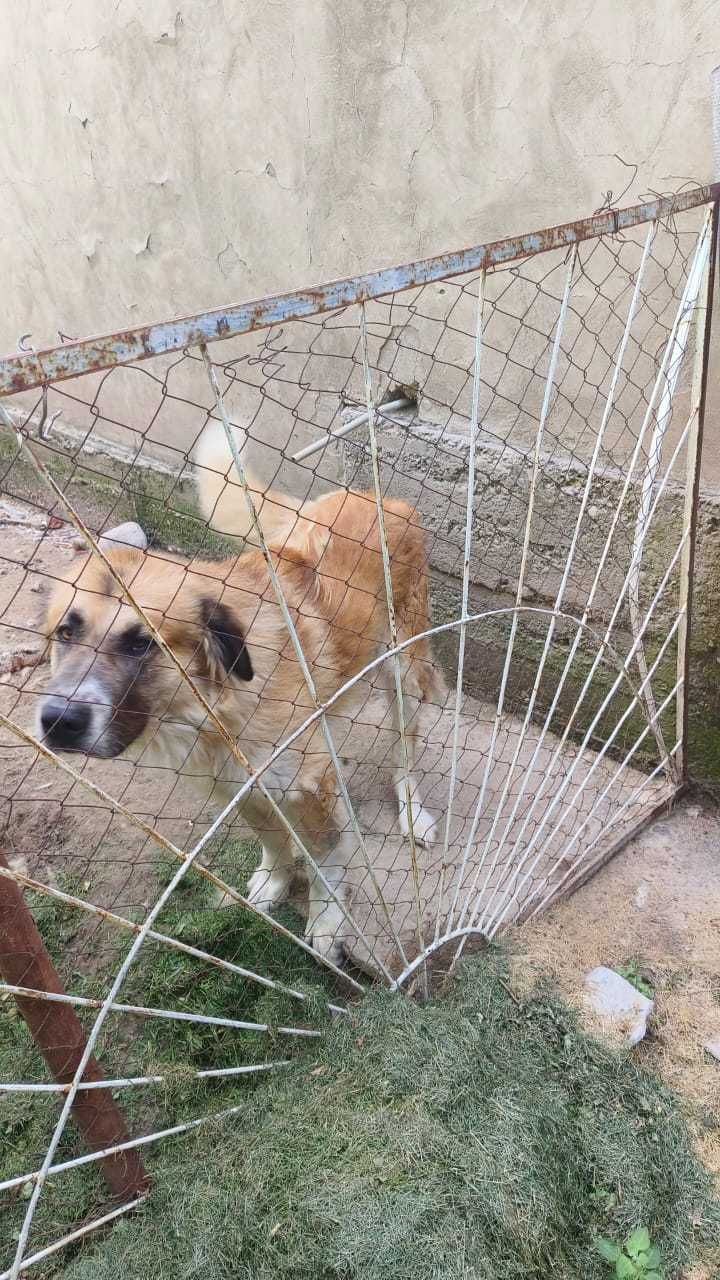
[
  {"left": 97, "top": 522, "right": 148, "bottom": 552},
  {"left": 703, "top": 1035, "right": 720, "bottom": 1062},
  {"left": 633, "top": 883, "right": 649, "bottom": 909},
  {"left": 583, "top": 966, "right": 654, "bottom": 1047}
]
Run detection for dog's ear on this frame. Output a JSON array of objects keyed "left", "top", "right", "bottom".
[{"left": 200, "top": 598, "right": 253, "bottom": 682}]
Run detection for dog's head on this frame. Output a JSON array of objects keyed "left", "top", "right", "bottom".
[{"left": 37, "top": 524, "right": 254, "bottom": 759}]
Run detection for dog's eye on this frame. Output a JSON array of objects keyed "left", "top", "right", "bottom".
[
  {"left": 118, "top": 628, "right": 157, "bottom": 659},
  {"left": 54, "top": 609, "right": 83, "bottom": 643}
]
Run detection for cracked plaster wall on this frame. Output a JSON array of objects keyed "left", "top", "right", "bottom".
[
  {"left": 1, "top": 0, "right": 720, "bottom": 769},
  {"left": 0, "top": 2, "right": 718, "bottom": 482},
  {"left": 1, "top": 3, "right": 717, "bottom": 335},
  {"left": 2, "top": 1, "right": 719, "bottom": 470}
]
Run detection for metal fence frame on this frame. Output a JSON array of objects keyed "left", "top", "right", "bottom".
[
  {"left": 0, "top": 181, "right": 718, "bottom": 1278},
  {"left": 0, "top": 186, "right": 717, "bottom": 398}
]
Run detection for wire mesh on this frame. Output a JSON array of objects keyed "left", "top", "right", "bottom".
[{"left": 0, "top": 186, "right": 716, "bottom": 1274}]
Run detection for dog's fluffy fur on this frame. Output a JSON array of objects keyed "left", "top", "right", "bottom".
[{"left": 38, "top": 423, "right": 446, "bottom": 960}]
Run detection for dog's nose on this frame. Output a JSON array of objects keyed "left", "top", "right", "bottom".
[{"left": 40, "top": 698, "right": 92, "bottom": 749}]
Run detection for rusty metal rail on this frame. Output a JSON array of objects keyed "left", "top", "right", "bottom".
[
  {"left": 0, "top": 184, "right": 717, "bottom": 396},
  {"left": 0, "top": 849, "right": 150, "bottom": 1202}
]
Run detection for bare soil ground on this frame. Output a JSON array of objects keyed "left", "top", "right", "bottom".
[{"left": 511, "top": 795, "right": 720, "bottom": 1190}]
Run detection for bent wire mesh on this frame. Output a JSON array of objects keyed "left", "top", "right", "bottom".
[{"left": 0, "top": 183, "right": 717, "bottom": 1276}]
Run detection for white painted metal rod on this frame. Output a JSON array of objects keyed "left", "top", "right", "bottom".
[
  {"left": 0, "top": 982, "right": 321, "bottom": 1037},
  {"left": 714, "top": 65, "right": 720, "bottom": 181},
  {"left": 388, "top": 922, "right": 519, "bottom": 990},
  {"left": 467, "top": 225, "right": 655, "bottom": 919},
  {"left": 0, "top": 1196, "right": 148, "bottom": 1280},
  {"left": 359, "top": 303, "right": 427, "bottom": 987},
  {"left": 201, "top": 344, "right": 404, "bottom": 976},
  {"left": 388, "top": 743, "right": 680, "bottom": 990},
  {"left": 525, "top": 741, "right": 681, "bottom": 922},
  {"left": 458, "top": 401, "right": 696, "bottom": 944},
  {"left": 627, "top": 211, "right": 711, "bottom": 765},
  {"left": 484, "top": 627, "right": 684, "bottom": 936},
  {"left": 434, "top": 269, "right": 486, "bottom": 943},
  {"left": 0, "top": 863, "right": 348, "bottom": 1016},
  {"left": 453, "top": 216, "right": 711, "bottom": 919},
  {"left": 444, "top": 248, "right": 578, "bottom": 936},
  {"left": 0, "top": 1097, "right": 258, "bottom": 1195},
  {"left": 495, "top": 679, "right": 683, "bottom": 933},
  {"left": 0, "top": 1060, "right": 289, "bottom": 1095},
  {"left": 292, "top": 398, "right": 413, "bottom": 463},
  {"left": 475, "top": 527, "right": 688, "bottom": 939}
]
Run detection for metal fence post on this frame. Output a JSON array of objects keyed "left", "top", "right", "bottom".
[
  {"left": 707, "top": 65, "right": 712, "bottom": 181},
  {"left": 0, "top": 849, "right": 150, "bottom": 1201},
  {"left": 675, "top": 74, "right": 720, "bottom": 780}
]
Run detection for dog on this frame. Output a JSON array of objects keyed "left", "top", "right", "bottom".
[{"left": 37, "top": 422, "right": 446, "bottom": 961}]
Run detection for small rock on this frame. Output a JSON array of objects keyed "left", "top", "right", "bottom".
[
  {"left": 98, "top": 521, "right": 148, "bottom": 551},
  {"left": 634, "top": 883, "right": 649, "bottom": 909},
  {"left": 583, "top": 966, "right": 654, "bottom": 1047},
  {"left": 703, "top": 1035, "right": 720, "bottom": 1062}
]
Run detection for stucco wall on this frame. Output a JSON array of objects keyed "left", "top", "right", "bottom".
[
  {"left": 1, "top": 0, "right": 720, "bottom": 778},
  {"left": 1, "top": 1, "right": 718, "bottom": 349}
]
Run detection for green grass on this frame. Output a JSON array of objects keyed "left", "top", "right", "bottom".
[
  {"left": 4, "top": 930, "right": 718, "bottom": 1280},
  {"left": 597, "top": 1226, "right": 665, "bottom": 1278},
  {"left": 0, "top": 837, "right": 335, "bottom": 1268},
  {"left": 0, "top": 427, "right": 239, "bottom": 563},
  {"left": 615, "top": 960, "right": 655, "bottom": 1001},
  {"left": 131, "top": 473, "right": 240, "bottom": 560}
]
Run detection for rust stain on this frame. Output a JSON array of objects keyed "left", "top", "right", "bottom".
[{"left": 0, "top": 183, "right": 716, "bottom": 398}]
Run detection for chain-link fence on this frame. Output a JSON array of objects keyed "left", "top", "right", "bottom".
[{"left": 0, "top": 182, "right": 717, "bottom": 1275}]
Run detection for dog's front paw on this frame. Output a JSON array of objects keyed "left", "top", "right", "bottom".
[
  {"left": 304, "top": 903, "right": 347, "bottom": 968},
  {"left": 246, "top": 866, "right": 291, "bottom": 910},
  {"left": 399, "top": 802, "right": 439, "bottom": 846},
  {"left": 305, "top": 928, "right": 346, "bottom": 968}
]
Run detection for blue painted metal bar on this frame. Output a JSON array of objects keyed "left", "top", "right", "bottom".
[{"left": 1, "top": 184, "right": 717, "bottom": 396}]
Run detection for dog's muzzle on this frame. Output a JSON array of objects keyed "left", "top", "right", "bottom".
[{"left": 39, "top": 696, "right": 95, "bottom": 751}]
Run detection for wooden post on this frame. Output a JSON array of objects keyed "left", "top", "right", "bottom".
[{"left": 0, "top": 849, "right": 150, "bottom": 1200}]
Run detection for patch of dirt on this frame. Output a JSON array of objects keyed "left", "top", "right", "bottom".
[{"left": 511, "top": 795, "right": 720, "bottom": 1182}]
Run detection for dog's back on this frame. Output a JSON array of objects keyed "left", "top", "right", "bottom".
[{"left": 194, "top": 422, "right": 443, "bottom": 701}]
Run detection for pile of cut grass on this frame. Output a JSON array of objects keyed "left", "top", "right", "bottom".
[
  {"left": 58, "top": 951, "right": 719, "bottom": 1280},
  {"left": 0, "top": 837, "right": 333, "bottom": 1266},
  {"left": 3, "top": 837, "right": 719, "bottom": 1278}
]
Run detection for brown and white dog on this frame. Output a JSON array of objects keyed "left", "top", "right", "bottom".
[{"left": 37, "top": 423, "right": 445, "bottom": 960}]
